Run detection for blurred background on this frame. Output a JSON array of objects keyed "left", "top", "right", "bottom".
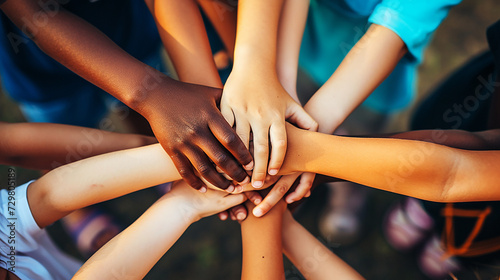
[{"left": 1, "top": 0, "right": 500, "bottom": 279}]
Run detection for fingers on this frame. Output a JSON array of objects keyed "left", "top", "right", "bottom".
[
  {"left": 201, "top": 137, "right": 250, "bottom": 185},
  {"left": 218, "top": 211, "right": 229, "bottom": 221},
  {"left": 268, "top": 121, "right": 287, "bottom": 176},
  {"left": 252, "top": 173, "right": 300, "bottom": 217},
  {"left": 221, "top": 105, "right": 235, "bottom": 127},
  {"left": 285, "top": 172, "right": 315, "bottom": 203},
  {"left": 234, "top": 111, "right": 251, "bottom": 150},
  {"left": 244, "top": 191, "right": 262, "bottom": 205},
  {"left": 169, "top": 152, "right": 207, "bottom": 192},
  {"left": 222, "top": 193, "right": 248, "bottom": 212},
  {"left": 286, "top": 103, "right": 318, "bottom": 132},
  {"left": 250, "top": 124, "right": 269, "bottom": 188},
  {"left": 229, "top": 204, "right": 248, "bottom": 221},
  {"left": 184, "top": 146, "right": 231, "bottom": 190},
  {"left": 209, "top": 116, "right": 254, "bottom": 173}
]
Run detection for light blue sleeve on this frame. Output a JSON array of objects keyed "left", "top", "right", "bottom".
[{"left": 368, "top": 0, "right": 461, "bottom": 62}]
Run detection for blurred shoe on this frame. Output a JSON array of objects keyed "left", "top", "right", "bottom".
[
  {"left": 61, "top": 207, "right": 121, "bottom": 257},
  {"left": 384, "top": 197, "right": 434, "bottom": 251},
  {"left": 418, "top": 235, "right": 461, "bottom": 279},
  {"left": 155, "top": 182, "right": 173, "bottom": 196},
  {"left": 319, "top": 182, "right": 368, "bottom": 245}
]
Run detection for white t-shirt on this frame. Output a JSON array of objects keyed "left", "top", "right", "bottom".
[{"left": 0, "top": 181, "right": 82, "bottom": 280}]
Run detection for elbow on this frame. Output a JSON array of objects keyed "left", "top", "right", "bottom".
[{"left": 435, "top": 154, "right": 463, "bottom": 203}]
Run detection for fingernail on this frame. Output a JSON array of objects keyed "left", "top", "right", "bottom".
[
  {"left": 235, "top": 185, "right": 243, "bottom": 193},
  {"left": 254, "top": 198, "right": 261, "bottom": 205},
  {"left": 244, "top": 162, "right": 254, "bottom": 170},
  {"left": 237, "top": 212, "right": 246, "bottom": 220},
  {"left": 253, "top": 208, "right": 263, "bottom": 217},
  {"left": 226, "top": 185, "right": 235, "bottom": 193},
  {"left": 240, "top": 176, "right": 250, "bottom": 185},
  {"left": 199, "top": 187, "right": 207, "bottom": 193},
  {"left": 287, "top": 197, "right": 295, "bottom": 204},
  {"left": 268, "top": 169, "right": 278, "bottom": 175},
  {"left": 252, "top": 180, "right": 263, "bottom": 188}
]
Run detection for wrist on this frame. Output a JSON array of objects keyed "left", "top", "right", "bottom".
[
  {"left": 232, "top": 45, "right": 277, "bottom": 76},
  {"left": 163, "top": 195, "right": 201, "bottom": 224},
  {"left": 127, "top": 69, "right": 175, "bottom": 117}
]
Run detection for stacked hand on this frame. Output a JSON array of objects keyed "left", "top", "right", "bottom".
[
  {"left": 221, "top": 69, "right": 318, "bottom": 217},
  {"left": 138, "top": 77, "right": 253, "bottom": 192}
]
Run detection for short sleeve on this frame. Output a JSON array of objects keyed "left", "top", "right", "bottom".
[{"left": 368, "top": 0, "right": 461, "bottom": 62}]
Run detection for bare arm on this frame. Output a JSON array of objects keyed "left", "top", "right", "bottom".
[
  {"left": 73, "top": 181, "right": 246, "bottom": 280},
  {"left": 304, "top": 24, "right": 407, "bottom": 134},
  {"left": 282, "top": 125, "right": 500, "bottom": 203},
  {"left": 146, "top": 0, "right": 222, "bottom": 88},
  {"left": 276, "top": 0, "right": 310, "bottom": 103},
  {"left": 0, "top": 122, "right": 155, "bottom": 170},
  {"left": 1, "top": 0, "right": 252, "bottom": 192},
  {"left": 390, "top": 129, "right": 500, "bottom": 150},
  {"left": 29, "top": 144, "right": 177, "bottom": 228},
  {"left": 196, "top": 0, "right": 237, "bottom": 60},
  {"left": 241, "top": 200, "right": 286, "bottom": 280},
  {"left": 222, "top": 0, "right": 317, "bottom": 189},
  {"left": 282, "top": 210, "right": 363, "bottom": 280}
]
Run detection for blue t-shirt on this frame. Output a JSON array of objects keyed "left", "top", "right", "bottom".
[
  {"left": 300, "top": 0, "right": 461, "bottom": 112},
  {"left": 0, "top": 0, "right": 161, "bottom": 103}
]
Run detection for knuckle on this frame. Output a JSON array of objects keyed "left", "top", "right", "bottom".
[
  {"left": 186, "top": 126, "right": 204, "bottom": 138},
  {"left": 177, "top": 168, "right": 192, "bottom": 178},
  {"left": 301, "top": 179, "right": 314, "bottom": 187},
  {"left": 221, "top": 132, "right": 237, "bottom": 146},
  {"left": 254, "top": 142, "right": 269, "bottom": 154},
  {"left": 253, "top": 170, "right": 267, "bottom": 178},
  {"left": 311, "top": 121, "right": 319, "bottom": 131},
  {"left": 260, "top": 201, "right": 273, "bottom": 213},
  {"left": 197, "top": 164, "right": 213, "bottom": 176},
  {"left": 213, "top": 152, "right": 229, "bottom": 166},
  {"left": 276, "top": 184, "right": 290, "bottom": 195},
  {"left": 272, "top": 139, "right": 286, "bottom": 149}
]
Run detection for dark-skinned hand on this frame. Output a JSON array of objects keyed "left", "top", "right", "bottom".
[{"left": 136, "top": 77, "right": 253, "bottom": 191}]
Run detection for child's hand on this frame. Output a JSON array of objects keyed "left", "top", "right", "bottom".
[
  {"left": 221, "top": 72, "right": 317, "bottom": 189},
  {"left": 167, "top": 180, "right": 248, "bottom": 222}
]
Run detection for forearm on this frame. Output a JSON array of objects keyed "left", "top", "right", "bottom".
[
  {"left": 73, "top": 195, "right": 194, "bottom": 280},
  {"left": 304, "top": 24, "right": 407, "bottom": 133},
  {"left": 282, "top": 211, "right": 363, "bottom": 280},
  {"left": 276, "top": 0, "right": 310, "bottom": 103},
  {"left": 30, "top": 144, "right": 181, "bottom": 227},
  {"left": 232, "top": 0, "right": 284, "bottom": 75},
  {"left": 241, "top": 201, "right": 285, "bottom": 280},
  {"left": 390, "top": 129, "right": 500, "bottom": 150},
  {"left": 283, "top": 124, "right": 500, "bottom": 203},
  {"left": 0, "top": 122, "right": 155, "bottom": 170},
  {"left": 148, "top": 0, "right": 222, "bottom": 87},
  {"left": 1, "top": 0, "right": 174, "bottom": 111},
  {"left": 197, "top": 0, "right": 237, "bottom": 60}
]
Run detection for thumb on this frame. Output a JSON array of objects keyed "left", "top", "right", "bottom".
[
  {"left": 286, "top": 103, "right": 319, "bottom": 131},
  {"left": 220, "top": 105, "right": 235, "bottom": 127},
  {"left": 222, "top": 193, "right": 248, "bottom": 210}
]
